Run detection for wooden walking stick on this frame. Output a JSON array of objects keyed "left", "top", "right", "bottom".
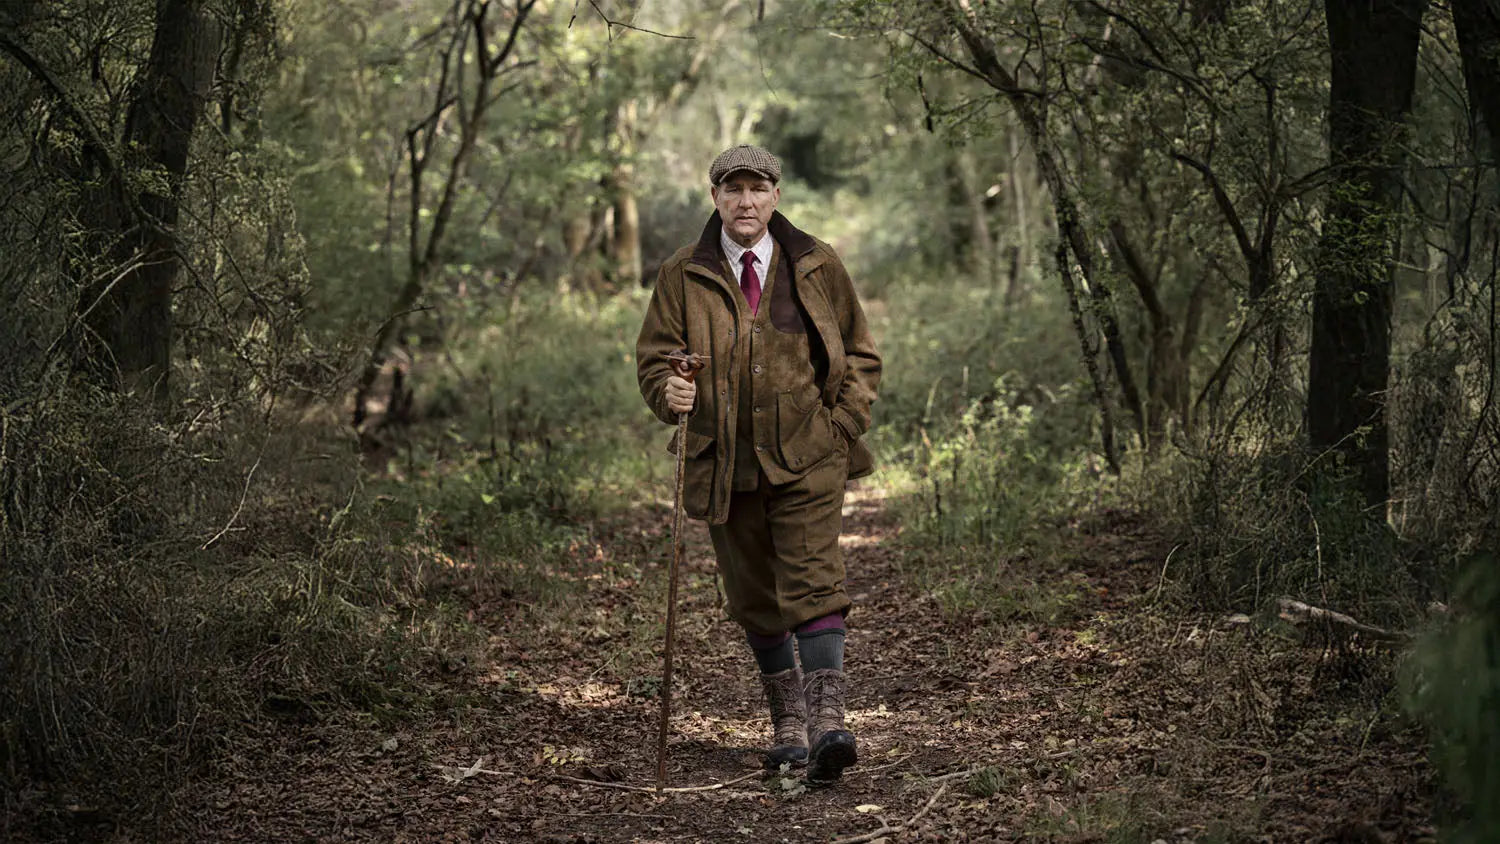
[{"left": 657, "top": 349, "right": 708, "bottom": 792}]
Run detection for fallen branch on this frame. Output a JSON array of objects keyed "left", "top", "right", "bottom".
[
  {"left": 551, "top": 769, "right": 763, "bottom": 794},
  {"left": 832, "top": 782, "right": 950, "bottom": 844},
  {"left": 436, "top": 760, "right": 765, "bottom": 793},
  {"left": 847, "top": 753, "right": 914, "bottom": 777},
  {"left": 1274, "top": 597, "right": 1407, "bottom": 643},
  {"left": 916, "top": 766, "right": 982, "bottom": 785}
]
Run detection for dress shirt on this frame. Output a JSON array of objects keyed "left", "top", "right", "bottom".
[{"left": 720, "top": 228, "right": 774, "bottom": 286}]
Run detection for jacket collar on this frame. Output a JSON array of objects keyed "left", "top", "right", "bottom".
[{"left": 689, "top": 210, "right": 822, "bottom": 280}]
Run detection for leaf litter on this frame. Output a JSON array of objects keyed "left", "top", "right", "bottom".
[{"left": 162, "top": 491, "right": 1437, "bottom": 842}]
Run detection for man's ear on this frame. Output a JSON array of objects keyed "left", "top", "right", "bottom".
[{"left": 710, "top": 185, "right": 720, "bottom": 203}]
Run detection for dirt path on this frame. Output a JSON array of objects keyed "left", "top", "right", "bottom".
[{"left": 177, "top": 488, "right": 1436, "bottom": 842}]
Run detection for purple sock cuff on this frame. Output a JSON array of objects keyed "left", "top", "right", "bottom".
[
  {"left": 745, "top": 630, "right": 791, "bottom": 650},
  {"left": 794, "top": 612, "right": 846, "bottom": 636}
]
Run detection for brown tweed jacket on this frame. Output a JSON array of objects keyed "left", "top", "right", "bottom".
[{"left": 637, "top": 210, "right": 881, "bottom": 525}]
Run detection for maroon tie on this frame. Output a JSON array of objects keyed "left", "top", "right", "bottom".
[{"left": 740, "top": 251, "right": 762, "bottom": 315}]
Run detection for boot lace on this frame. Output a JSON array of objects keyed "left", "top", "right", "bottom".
[
  {"left": 765, "top": 672, "right": 806, "bottom": 743},
  {"left": 804, "top": 671, "right": 846, "bottom": 732}
]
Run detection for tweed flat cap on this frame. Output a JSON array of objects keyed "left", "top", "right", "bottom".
[{"left": 709, "top": 144, "right": 782, "bottom": 185}]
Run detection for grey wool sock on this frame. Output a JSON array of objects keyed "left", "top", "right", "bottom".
[
  {"left": 748, "top": 633, "right": 796, "bottom": 674},
  {"left": 795, "top": 629, "right": 845, "bottom": 673}
]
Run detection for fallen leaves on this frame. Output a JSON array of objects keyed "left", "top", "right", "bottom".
[
  {"left": 437, "top": 756, "right": 488, "bottom": 784},
  {"left": 166, "top": 498, "right": 1435, "bottom": 844}
]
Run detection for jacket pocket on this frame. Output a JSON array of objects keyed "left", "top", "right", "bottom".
[
  {"left": 667, "top": 428, "right": 715, "bottom": 519},
  {"left": 775, "top": 390, "right": 834, "bottom": 474}
]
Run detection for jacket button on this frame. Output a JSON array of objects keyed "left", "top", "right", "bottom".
[
  {"left": 752, "top": 364, "right": 762, "bottom": 374},
  {"left": 753, "top": 406, "right": 762, "bottom": 414},
  {"left": 755, "top": 443, "right": 765, "bottom": 452},
  {"left": 753, "top": 325, "right": 762, "bottom": 334}
]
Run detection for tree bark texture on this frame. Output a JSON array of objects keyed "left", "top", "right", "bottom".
[
  {"left": 1003, "top": 131, "right": 1031, "bottom": 307},
  {"left": 1308, "top": 0, "right": 1426, "bottom": 509},
  {"left": 80, "top": 0, "right": 221, "bottom": 402},
  {"left": 1109, "top": 220, "right": 1187, "bottom": 449},
  {"left": 952, "top": 146, "right": 996, "bottom": 285},
  {"left": 1452, "top": 0, "right": 1500, "bottom": 171},
  {"left": 610, "top": 100, "right": 642, "bottom": 286}
]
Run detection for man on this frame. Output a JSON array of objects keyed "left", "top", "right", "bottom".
[{"left": 635, "top": 144, "right": 881, "bottom": 783}]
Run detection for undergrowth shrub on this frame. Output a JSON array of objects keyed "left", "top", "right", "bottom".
[
  {"left": 1142, "top": 441, "right": 1422, "bottom": 621},
  {"left": 417, "top": 286, "right": 671, "bottom": 518},
  {"left": 901, "top": 377, "right": 1093, "bottom": 550},
  {"left": 871, "top": 275, "right": 1084, "bottom": 440},
  {"left": 885, "top": 378, "right": 1098, "bottom": 624},
  {"left": 0, "top": 386, "right": 480, "bottom": 821},
  {"left": 1402, "top": 551, "right": 1500, "bottom": 841},
  {"left": 871, "top": 273, "right": 1101, "bottom": 624}
]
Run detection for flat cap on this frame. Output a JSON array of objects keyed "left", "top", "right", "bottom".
[{"left": 709, "top": 144, "right": 782, "bottom": 185}]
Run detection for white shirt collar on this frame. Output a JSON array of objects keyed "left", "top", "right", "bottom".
[{"left": 719, "top": 227, "right": 774, "bottom": 284}]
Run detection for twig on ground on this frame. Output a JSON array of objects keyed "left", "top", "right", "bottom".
[
  {"left": 1152, "top": 544, "right": 1180, "bottom": 603},
  {"left": 848, "top": 753, "right": 914, "bottom": 776},
  {"left": 551, "top": 770, "right": 763, "bottom": 793},
  {"left": 1274, "top": 597, "right": 1407, "bottom": 643},
  {"left": 831, "top": 782, "right": 950, "bottom": 844},
  {"left": 201, "top": 452, "right": 262, "bottom": 550},
  {"left": 439, "top": 762, "right": 764, "bottom": 794},
  {"left": 916, "top": 766, "right": 982, "bottom": 784},
  {"left": 536, "top": 810, "right": 671, "bottom": 820}
]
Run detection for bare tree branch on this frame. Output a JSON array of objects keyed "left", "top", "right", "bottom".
[{"left": 575, "top": 0, "right": 694, "bottom": 40}]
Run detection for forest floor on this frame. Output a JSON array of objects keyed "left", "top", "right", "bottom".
[{"left": 161, "top": 485, "right": 1437, "bottom": 843}]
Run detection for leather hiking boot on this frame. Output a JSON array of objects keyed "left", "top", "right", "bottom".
[
  {"left": 803, "top": 668, "right": 857, "bottom": 783},
  {"left": 760, "top": 667, "right": 808, "bottom": 769}
]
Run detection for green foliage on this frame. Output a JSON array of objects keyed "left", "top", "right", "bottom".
[
  {"left": 903, "top": 380, "right": 1085, "bottom": 550},
  {"left": 414, "top": 286, "right": 669, "bottom": 518},
  {"left": 0, "top": 389, "right": 453, "bottom": 805},
  {"left": 1403, "top": 552, "right": 1500, "bottom": 841},
  {"left": 1141, "top": 441, "right": 1422, "bottom": 621},
  {"left": 872, "top": 270, "right": 1101, "bottom": 626}
]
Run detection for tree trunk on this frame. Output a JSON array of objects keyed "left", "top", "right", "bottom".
[
  {"left": 1452, "top": 0, "right": 1500, "bottom": 170},
  {"left": 80, "top": 0, "right": 220, "bottom": 402},
  {"left": 1109, "top": 219, "right": 1186, "bottom": 450},
  {"left": 1004, "top": 131, "right": 1031, "bottom": 307},
  {"left": 610, "top": 100, "right": 642, "bottom": 287},
  {"left": 952, "top": 146, "right": 995, "bottom": 284},
  {"left": 1308, "top": 0, "right": 1426, "bottom": 510}
]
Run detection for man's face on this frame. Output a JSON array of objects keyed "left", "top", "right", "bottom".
[{"left": 712, "top": 171, "right": 780, "bottom": 248}]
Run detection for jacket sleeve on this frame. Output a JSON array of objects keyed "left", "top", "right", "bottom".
[
  {"left": 636, "top": 261, "right": 687, "bottom": 426},
  {"left": 825, "top": 253, "right": 881, "bottom": 443}
]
